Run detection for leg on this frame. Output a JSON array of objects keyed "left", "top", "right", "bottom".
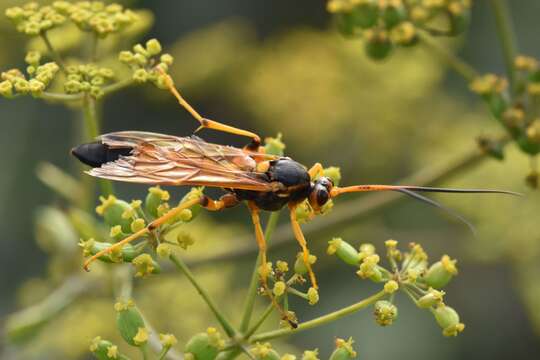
[
  {"left": 289, "top": 204, "right": 318, "bottom": 289},
  {"left": 156, "top": 67, "right": 261, "bottom": 149},
  {"left": 84, "top": 194, "right": 239, "bottom": 270},
  {"left": 308, "top": 163, "right": 323, "bottom": 180},
  {"left": 247, "top": 202, "right": 296, "bottom": 327}
]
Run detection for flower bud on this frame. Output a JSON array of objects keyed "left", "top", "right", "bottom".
[
  {"left": 132, "top": 254, "right": 160, "bottom": 277},
  {"left": 433, "top": 305, "right": 465, "bottom": 336},
  {"left": 157, "top": 243, "right": 172, "bottom": 258},
  {"left": 264, "top": 133, "right": 286, "bottom": 156},
  {"left": 358, "top": 243, "right": 375, "bottom": 260},
  {"left": 185, "top": 328, "right": 225, "bottom": 360},
  {"left": 329, "top": 338, "right": 357, "bottom": 360},
  {"left": 89, "top": 337, "right": 128, "bottom": 360},
  {"left": 146, "top": 38, "right": 162, "bottom": 56},
  {"left": 276, "top": 260, "right": 289, "bottom": 273},
  {"left": 119, "top": 50, "right": 134, "bottom": 64},
  {"left": 115, "top": 300, "right": 147, "bottom": 346},
  {"left": 381, "top": 2, "right": 407, "bottom": 28},
  {"left": 161, "top": 53, "right": 174, "bottom": 66},
  {"left": 424, "top": 255, "right": 458, "bottom": 289},
  {"left": 160, "top": 333, "right": 178, "bottom": 347},
  {"left": 335, "top": 1, "right": 379, "bottom": 35},
  {"left": 0, "top": 80, "right": 13, "bottom": 97},
  {"left": 96, "top": 195, "right": 133, "bottom": 233},
  {"left": 145, "top": 186, "right": 170, "bottom": 218},
  {"left": 180, "top": 187, "right": 205, "bottom": 220},
  {"left": 79, "top": 238, "right": 143, "bottom": 263},
  {"left": 417, "top": 288, "right": 445, "bottom": 309},
  {"left": 307, "top": 287, "right": 319, "bottom": 305},
  {"left": 294, "top": 252, "right": 317, "bottom": 275},
  {"left": 364, "top": 29, "right": 393, "bottom": 61},
  {"left": 25, "top": 51, "right": 41, "bottom": 66},
  {"left": 373, "top": 300, "right": 398, "bottom": 326},
  {"left": 383, "top": 280, "right": 399, "bottom": 294},
  {"left": 133, "top": 68, "right": 148, "bottom": 83},
  {"left": 302, "top": 349, "right": 319, "bottom": 360},
  {"left": 251, "top": 342, "right": 280, "bottom": 360},
  {"left": 327, "top": 238, "right": 360, "bottom": 266},
  {"left": 273, "top": 281, "right": 286, "bottom": 296}
]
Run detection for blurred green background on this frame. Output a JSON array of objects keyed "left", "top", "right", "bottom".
[{"left": 1, "top": 0, "right": 540, "bottom": 359}]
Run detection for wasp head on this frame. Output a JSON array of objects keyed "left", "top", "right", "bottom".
[{"left": 308, "top": 176, "right": 334, "bottom": 211}]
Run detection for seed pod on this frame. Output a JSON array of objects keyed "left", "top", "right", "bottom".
[
  {"left": 89, "top": 337, "right": 129, "bottom": 360},
  {"left": 381, "top": 2, "right": 407, "bottom": 28},
  {"left": 96, "top": 196, "right": 133, "bottom": 233},
  {"left": 132, "top": 254, "right": 161, "bottom": 277},
  {"left": 115, "top": 300, "right": 146, "bottom": 347},
  {"left": 424, "top": 255, "right": 458, "bottom": 289},
  {"left": 417, "top": 288, "right": 445, "bottom": 309},
  {"left": 251, "top": 342, "right": 281, "bottom": 360},
  {"left": 365, "top": 32, "right": 393, "bottom": 61},
  {"left": 327, "top": 238, "right": 360, "bottom": 266},
  {"left": 336, "top": 1, "right": 379, "bottom": 35},
  {"left": 145, "top": 186, "right": 170, "bottom": 218},
  {"left": 373, "top": 300, "right": 398, "bottom": 326},
  {"left": 180, "top": 187, "right": 204, "bottom": 221},
  {"left": 433, "top": 305, "right": 465, "bottom": 336},
  {"left": 185, "top": 328, "right": 224, "bottom": 360},
  {"left": 329, "top": 338, "right": 357, "bottom": 360},
  {"left": 80, "top": 239, "right": 143, "bottom": 263}
]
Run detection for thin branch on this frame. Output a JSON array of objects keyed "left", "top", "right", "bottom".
[
  {"left": 169, "top": 254, "right": 237, "bottom": 338},
  {"left": 489, "top": 0, "right": 519, "bottom": 93},
  {"left": 40, "top": 31, "right": 67, "bottom": 73},
  {"left": 249, "top": 290, "right": 386, "bottom": 342}
]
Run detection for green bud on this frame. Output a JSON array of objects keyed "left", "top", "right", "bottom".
[
  {"left": 89, "top": 337, "right": 129, "bottom": 360},
  {"left": 133, "top": 43, "right": 149, "bottom": 57},
  {"left": 145, "top": 186, "right": 170, "bottom": 218},
  {"left": 358, "top": 243, "right": 375, "bottom": 259},
  {"left": 301, "top": 349, "right": 319, "bottom": 360},
  {"left": 273, "top": 281, "right": 286, "bottom": 296},
  {"left": 25, "top": 51, "right": 41, "bottom": 66},
  {"left": 96, "top": 195, "right": 133, "bottom": 233},
  {"left": 146, "top": 38, "right": 162, "bottom": 56},
  {"left": 264, "top": 133, "right": 286, "bottom": 156},
  {"left": 307, "top": 287, "right": 319, "bottom": 305},
  {"left": 365, "top": 30, "right": 393, "bottom": 61},
  {"left": 381, "top": 2, "right": 407, "bottom": 28},
  {"left": 433, "top": 305, "right": 465, "bottom": 336},
  {"left": 160, "top": 53, "right": 174, "bottom": 66},
  {"left": 90, "top": 86, "right": 104, "bottom": 99},
  {"left": 180, "top": 187, "right": 204, "bottom": 220},
  {"left": 115, "top": 300, "right": 146, "bottom": 346},
  {"left": 374, "top": 300, "right": 398, "bottom": 326},
  {"left": 336, "top": 1, "right": 379, "bottom": 35},
  {"left": 79, "top": 238, "right": 143, "bottom": 263},
  {"left": 132, "top": 253, "right": 161, "bottom": 277},
  {"left": 99, "top": 67, "right": 115, "bottom": 79},
  {"left": 91, "top": 76, "right": 104, "bottom": 86},
  {"left": 133, "top": 53, "right": 148, "bottom": 66},
  {"left": 28, "top": 79, "right": 45, "bottom": 95},
  {"left": 14, "top": 78, "right": 30, "bottom": 94},
  {"left": 119, "top": 50, "right": 134, "bottom": 64},
  {"left": 251, "top": 342, "right": 280, "bottom": 360},
  {"left": 0, "top": 80, "right": 14, "bottom": 97},
  {"left": 5, "top": 7, "right": 25, "bottom": 21},
  {"left": 24, "top": 21, "right": 41, "bottom": 36},
  {"left": 327, "top": 238, "right": 360, "bottom": 265},
  {"left": 329, "top": 338, "right": 357, "bottom": 360},
  {"left": 417, "top": 288, "right": 445, "bottom": 309},
  {"left": 64, "top": 79, "right": 82, "bottom": 94},
  {"left": 185, "top": 328, "right": 225, "bottom": 360},
  {"left": 294, "top": 252, "right": 317, "bottom": 276},
  {"left": 156, "top": 243, "right": 172, "bottom": 258},
  {"left": 133, "top": 68, "right": 148, "bottom": 83},
  {"left": 423, "top": 255, "right": 458, "bottom": 289}
]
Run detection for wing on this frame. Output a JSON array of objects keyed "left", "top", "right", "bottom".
[{"left": 87, "top": 131, "right": 275, "bottom": 191}]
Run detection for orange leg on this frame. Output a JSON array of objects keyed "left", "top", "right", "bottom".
[
  {"left": 308, "top": 163, "right": 323, "bottom": 180},
  {"left": 156, "top": 67, "right": 261, "bottom": 148},
  {"left": 83, "top": 196, "right": 202, "bottom": 271},
  {"left": 247, "top": 202, "right": 296, "bottom": 327},
  {"left": 288, "top": 204, "right": 318, "bottom": 289}
]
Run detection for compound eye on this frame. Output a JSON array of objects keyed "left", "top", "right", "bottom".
[{"left": 316, "top": 187, "right": 329, "bottom": 207}]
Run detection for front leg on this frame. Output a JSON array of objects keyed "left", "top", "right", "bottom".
[{"left": 288, "top": 203, "right": 318, "bottom": 289}]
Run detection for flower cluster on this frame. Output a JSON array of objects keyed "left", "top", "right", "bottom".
[
  {"left": 5, "top": 1, "right": 138, "bottom": 38},
  {"left": 90, "top": 299, "right": 177, "bottom": 360},
  {"left": 79, "top": 186, "right": 203, "bottom": 277},
  {"left": 327, "top": 0, "right": 472, "bottom": 60},
  {"left": 0, "top": 51, "right": 59, "bottom": 98},
  {"left": 63, "top": 64, "right": 115, "bottom": 99},
  {"left": 119, "top": 38, "right": 175, "bottom": 89},
  {"left": 471, "top": 55, "right": 540, "bottom": 187},
  {"left": 327, "top": 238, "right": 465, "bottom": 336}
]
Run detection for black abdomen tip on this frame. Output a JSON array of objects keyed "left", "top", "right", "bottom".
[{"left": 71, "top": 142, "right": 132, "bottom": 167}]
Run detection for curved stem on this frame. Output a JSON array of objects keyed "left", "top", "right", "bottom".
[
  {"left": 417, "top": 30, "right": 478, "bottom": 82},
  {"left": 40, "top": 31, "right": 67, "bottom": 73},
  {"left": 239, "top": 211, "right": 281, "bottom": 332},
  {"left": 169, "top": 254, "right": 237, "bottom": 338},
  {"left": 40, "top": 79, "right": 135, "bottom": 103},
  {"left": 249, "top": 290, "right": 386, "bottom": 342},
  {"left": 244, "top": 303, "right": 274, "bottom": 339},
  {"left": 489, "top": 0, "right": 518, "bottom": 93}
]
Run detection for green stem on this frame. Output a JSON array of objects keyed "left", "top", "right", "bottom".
[
  {"left": 40, "top": 79, "right": 135, "bottom": 102},
  {"left": 169, "top": 254, "right": 237, "bottom": 338},
  {"left": 249, "top": 290, "right": 386, "bottom": 342},
  {"left": 489, "top": 0, "right": 518, "bottom": 93},
  {"left": 244, "top": 303, "right": 275, "bottom": 339},
  {"left": 140, "top": 344, "right": 150, "bottom": 360},
  {"left": 417, "top": 30, "right": 478, "bottom": 82},
  {"left": 157, "top": 346, "right": 171, "bottom": 360},
  {"left": 40, "top": 31, "right": 67, "bottom": 73},
  {"left": 239, "top": 211, "right": 281, "bottom": 332},
  {"left": 82, "top": 95, "right": 113, "bottom": 195}
]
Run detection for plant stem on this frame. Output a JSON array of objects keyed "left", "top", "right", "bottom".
[
  {"left": 169, "top": 254, "right": 237, "bottom": 338},
  {"left": 40, "top": 79, "right": 134, "bottom": 102},
  {"left": 140, "top": 344, "right": 150, "bottom": 360},
  {"left": 239, "top": 211, "right": 281, "bottom": 332},
  {"left": 244, "top": 303, "right": 274, "bottom": 339},
  {"left": 249, "top": 290, "right": 386, "bottom": 342},
  {"left": 417, "top": 30, "right": 478, "bottom": 82},
  {"left": 82, "top": 95, "right": 114, "bottom": 195},
  {"left": 489, "top": 0, "right": 519, "bottom": 93},
  {"left": 40, "top": 31, "right": 67, "bottom": 73}
]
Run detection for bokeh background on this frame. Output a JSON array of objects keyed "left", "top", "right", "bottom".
[{"left": 1, "top": 0, "right": 540, "bottom": 359}]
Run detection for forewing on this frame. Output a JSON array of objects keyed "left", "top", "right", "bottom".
[{"left": 88, "top": 131, "right": 273, "bottom": 191}]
